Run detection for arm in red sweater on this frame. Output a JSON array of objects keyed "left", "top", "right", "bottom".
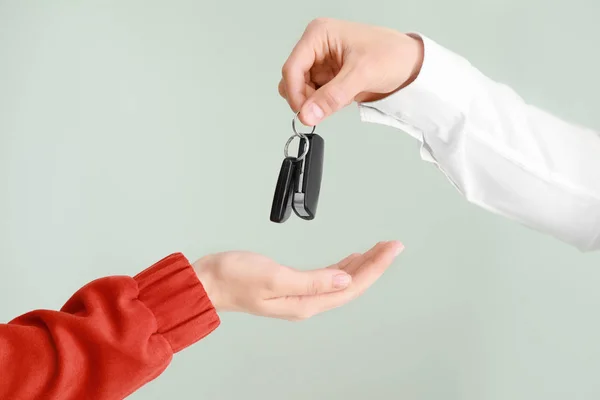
[
  {"left": 0, "top": 241, "right": 402, "bottom": 399},
  {"left": 0, "top": 253, "right": 220, "bottom": 400}
]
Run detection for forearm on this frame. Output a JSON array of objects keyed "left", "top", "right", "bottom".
[{"left": 0, "top": 253, "right": 220, "bottom": 400}]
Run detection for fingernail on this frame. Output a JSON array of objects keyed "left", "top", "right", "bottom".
[
  {"left": 393, "top": 241, "right": 405, "bottom": 257},
  {"left": 333, "top": 273, "right": 351, "bottom": 288},
  {"left": 306, "top": 103, "right": 324, "bottom": 124}
]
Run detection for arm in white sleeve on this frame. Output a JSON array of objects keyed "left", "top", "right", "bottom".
[{"left": 358, "top": 35, "right": 600, "bottom": 251}]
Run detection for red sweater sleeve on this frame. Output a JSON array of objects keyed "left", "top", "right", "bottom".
[{"left": 0, "top": 253, "right": 220, "bottom": 400}]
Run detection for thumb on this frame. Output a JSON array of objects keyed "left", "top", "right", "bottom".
[
  {"left": 275, "top": 267, "right": 352, "bottom": 297},
  {"left": 299, "top": 66, "right": 364, "bottom": 126}
]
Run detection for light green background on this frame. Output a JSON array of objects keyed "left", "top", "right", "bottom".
[{"left": 1, "top": 1, "right": 599, "bottom": 399}]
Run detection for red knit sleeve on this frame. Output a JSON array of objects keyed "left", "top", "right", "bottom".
[{"left": 0, "top": 253, "right": 220, "bottom": 400}]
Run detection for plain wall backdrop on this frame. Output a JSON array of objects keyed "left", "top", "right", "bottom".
[{"left": 1, "top": 1, "right": 599, "bottom": 399}]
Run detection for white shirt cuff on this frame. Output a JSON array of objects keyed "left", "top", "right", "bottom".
[{"left": 358, "top": 34, "right": 478, "bottom": 145}]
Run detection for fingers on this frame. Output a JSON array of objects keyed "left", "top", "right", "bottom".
[
  {"left": 298, "top": 65, "right": 365, "bottom": 126},
  {"left": 327, "top": 252, "right": 361, "bottom": 270},
  {"left": 281, "top": 33, "right": 317, "bottom": 112},
  {"left": 278, "top": 78, "right": 316, "bottom": 114},
  {"left": 269, "top": 266, "right": 353, "bottom": 297},
  {"left": 302, "top": 241, "right": 403, "bottom": 313},
  {"left": 340, "top": 242, "right": 385, "bottom": 275},
  {"left": 278, "top": 79, "right": 286, "bottom": 98},
  {"left": 349, "top": 241, "right": 403, "bottom": 294},
  {"left": 266, "top": 241, "right": 403, "bottom": 321}
]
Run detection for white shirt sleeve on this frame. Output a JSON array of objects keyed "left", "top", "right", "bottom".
[{"left": 358, "top": 35, "right": 600, "bottom": 251}]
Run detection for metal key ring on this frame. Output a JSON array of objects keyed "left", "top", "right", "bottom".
[
  {"left": 284, "top": 133, "right": 310, "bottom": 161},
  {"left": 292, "top": 111, "right": 316, "bottom": 137}
]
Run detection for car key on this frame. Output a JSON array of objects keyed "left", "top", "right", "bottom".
[
  {"left": 269, "top": 157, "right": 298, "bottom": 223},
  {"left": 292, "top": 133, "right": 324, "bottom": 220},
  {"left": 270, "top": 112, "right": 324, "bottom": 223}
]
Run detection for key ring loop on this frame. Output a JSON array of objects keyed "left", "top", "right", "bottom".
[
  {"left": 292, "top": 111, "right": 316, "bottom": 136},
  {"left": 284, "top": 133, "right": 310, "bottom": 161}
]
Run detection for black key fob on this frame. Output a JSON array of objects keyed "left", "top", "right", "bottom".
[
  {"left": 292, "top": 133, "right": 324, "bottom": 220},
  {"left": 270, "top": 157, "right": 298, "bottom": 223}
]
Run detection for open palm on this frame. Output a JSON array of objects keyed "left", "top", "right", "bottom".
[{"left": 194, "top": 241, "right": 403, "bottom": 321}]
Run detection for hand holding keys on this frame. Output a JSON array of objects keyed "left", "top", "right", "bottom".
[{"left": 270, "top": 113, "right": 325, "bottom": 223}]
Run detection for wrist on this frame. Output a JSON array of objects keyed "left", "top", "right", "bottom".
[
  {"left": 358, "top": 33, "right": 424, "bottom": 104},
  {"left": 193, "top": 255, "right": 222, "bottom": 312},
  {"left": 134, "top": 253, "right": 220, "bottom": 351},
  {"left": 402, "top": 33, "right": 424, "bottom": 89}
]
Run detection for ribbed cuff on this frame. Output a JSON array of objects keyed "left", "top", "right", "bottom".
[{"left": 134, "top": 253, "right": 220, "bottom": 353}]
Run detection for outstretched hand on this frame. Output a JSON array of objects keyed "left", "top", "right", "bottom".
[{"left": 194, "top": 241, "right": 403, "bottom": 321}]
